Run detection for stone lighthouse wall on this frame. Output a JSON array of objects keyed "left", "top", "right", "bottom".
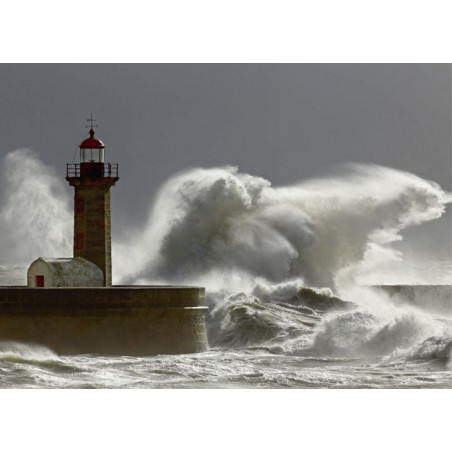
[{"left": 67, "top": 176, "right": 118, "bottom": 286}]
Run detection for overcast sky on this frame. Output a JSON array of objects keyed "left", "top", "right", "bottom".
[{"left": 0, "top": 64, "right": 450, "bottom": 257}]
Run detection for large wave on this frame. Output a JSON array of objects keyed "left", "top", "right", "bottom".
[{"left": 116, "top": 163, "right": 450, "bottom": 289}]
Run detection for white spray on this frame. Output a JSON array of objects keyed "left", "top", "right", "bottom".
[
  {"left": 116, "top": 163, "right": 451, "bottom": 289},
  {"left": 0, "top": 149, "right": 72, "bottom": 264}
]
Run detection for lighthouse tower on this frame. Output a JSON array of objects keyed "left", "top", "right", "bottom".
[{"left": 66, "top": 118, "right": 119, "bottom": 286}]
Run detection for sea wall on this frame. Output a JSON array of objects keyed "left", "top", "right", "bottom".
[
  {"left": 0, "top": 286, "right": 208, "bottom": 355},
  {"left": 372, "top": 285, "right": 451, "bottom": 316}
]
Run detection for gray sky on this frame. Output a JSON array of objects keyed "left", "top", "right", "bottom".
[{"left": 0, "top": 64, "right": 450, "bottom": 257}]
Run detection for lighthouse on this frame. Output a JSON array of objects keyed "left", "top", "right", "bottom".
[
  {"left": 3, "top": 118, "right": 208, "bottom": 355},
  {"left": 66, "top": 117, "right": 119, "bottom": 286}
]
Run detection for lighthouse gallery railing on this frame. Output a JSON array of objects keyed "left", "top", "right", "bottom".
[{"left": 66, "top": 163, "right": 119, "bottom": 178}]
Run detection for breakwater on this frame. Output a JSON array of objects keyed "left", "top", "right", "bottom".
[
  {"left": 0, "top": 286, "right": 208, "bottom": 355},
  {"left": 372, "top": 285, "right": 451, "bottom": 316}
]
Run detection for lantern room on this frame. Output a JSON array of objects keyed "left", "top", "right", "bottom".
[
  {"left": 80, "top": 128, "right": 105, "bottom": 163},
  {"left": 66, "top": 118, "right": 118, "bottom": 179}
]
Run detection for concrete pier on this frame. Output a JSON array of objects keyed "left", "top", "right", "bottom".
[
  {"left": 371, "top": 285, "right": 451, "bottom": 316},
  {"left": 0, "top": 286, "right": 208, "bottom": 355}
]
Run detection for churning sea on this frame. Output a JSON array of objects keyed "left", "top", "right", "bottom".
[
  {"left": 0, "top": 264, "right": 450, "bottom": 389},
  {"left": 0, "top": 157, "right": 451, "bottom": 390}
]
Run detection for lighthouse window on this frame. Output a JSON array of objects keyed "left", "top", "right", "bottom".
[
  {"left": 81, "top": 148, "right": 92, "bottom": 162},
  {"left": 81, "top": 149, "right": 95, "bottom": 162},
  {"left": 80, "top": 148, "right": 105, "bottom": 162},
  {"left": 92, "top": 148, "right": 100, "bottom": 162}
]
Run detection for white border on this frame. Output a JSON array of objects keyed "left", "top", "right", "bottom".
[{"left": 0, "top": 1, "right": 451, "bottom": 62}]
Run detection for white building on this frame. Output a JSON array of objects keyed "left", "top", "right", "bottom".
[{"left": 27, "top": 257, "right": 103, "bottom": 288}]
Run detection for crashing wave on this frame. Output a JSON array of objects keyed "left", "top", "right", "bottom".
[{"left": 206, "top": 283, "right": 355, "bottom": 348}]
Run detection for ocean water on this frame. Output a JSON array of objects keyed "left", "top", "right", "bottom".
[
  {"left": 0, "top": 151, "right": 451, "bottom": 388},
  {"left": 0, "top": 266, "right": 450, "bottom": 389}
]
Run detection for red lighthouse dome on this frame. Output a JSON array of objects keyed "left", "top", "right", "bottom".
[{"left": 80, "top": 128, "right": 105, "bottom": 149}]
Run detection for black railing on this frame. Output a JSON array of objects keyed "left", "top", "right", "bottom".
[{"left": 66, "top": 163, "right": 119, "bottom": 178}]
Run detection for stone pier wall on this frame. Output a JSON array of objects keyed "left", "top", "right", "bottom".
[{"left": 0, "top": 286, "right": 208, "bottom": 355}]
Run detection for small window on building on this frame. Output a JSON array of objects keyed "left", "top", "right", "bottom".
[{"left": 36, "top": 275, "right": 44, "bottom": 287}]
